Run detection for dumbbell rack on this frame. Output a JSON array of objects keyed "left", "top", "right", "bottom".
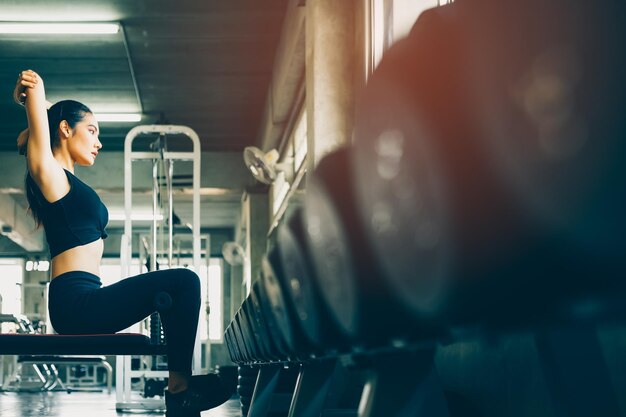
[
  {"left": 117, "top": 124, "right": 202, "bottom": 412},
  {"left": 230, "top": 347, "right": 452, "bottom": 417}
]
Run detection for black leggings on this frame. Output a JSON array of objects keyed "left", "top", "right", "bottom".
[{"left": 48, "top": 269, "right": 201, "bottom": 375}]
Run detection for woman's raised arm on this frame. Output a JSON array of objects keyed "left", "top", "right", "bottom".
[{"left": 14, "top": 70, "right": 67, "bottom": 201}]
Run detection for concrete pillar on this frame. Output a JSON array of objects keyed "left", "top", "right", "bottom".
[
  {"left": 229, "top": 264, "right": 244, "bottom": 316},
  {"left": 306, "top": 0, "right": 357, "bottom": 171},
  {"left": 244, "top": 191, "right": 270, "bottom": 296}
]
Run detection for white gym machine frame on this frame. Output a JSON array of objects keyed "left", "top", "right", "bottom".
[{"left": 116, "top": 125, "right": 202, "bottom": 412}]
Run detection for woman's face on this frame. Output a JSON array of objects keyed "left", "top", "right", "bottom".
[{"left": 67, "top": 113, "right": 102, "bottom": 166}]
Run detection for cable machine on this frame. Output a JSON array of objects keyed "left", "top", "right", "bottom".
[{"left": 116, "top": 125, "right": 202, "bottom": 412}]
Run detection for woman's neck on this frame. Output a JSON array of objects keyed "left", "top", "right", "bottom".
[{"left": 53, "top": 152, "right": 74, "bottom": 174}]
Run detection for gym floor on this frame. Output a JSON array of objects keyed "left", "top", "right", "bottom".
[{"left": 0, "top": 392, "right": 242, "bottom": 417}]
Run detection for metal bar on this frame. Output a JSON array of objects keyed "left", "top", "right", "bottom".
[
  {"left": 31, "top": 363, "right": 47, "bottom": 386},
  {"left": 129, "top": 151, "right": 196, "bottom": 161},
  {"left": 158, "top": 135, "right": 166, "bottom": 268},
  {"left": 120, "top": 123, "right": 136, "bottom": 410},
  {"left": 288, "top": 360, "right": 337, "bottom": 417},
  {"left": 268, "top": 156, "right": 307, "bottom": 235},
  {"left": 123, "top": 156, "right": 131, "bottom": 277},
  {"left": 152, "top": 159, "right": 158, "bottom": 272},
  {"left": 127, "top": 125, "right": 199, "bottom": 136},
  {"left": 190, "top": 127, "right": 202, "bottom": 374},
  {"left": 358, "top": 350, "right": 449, "bottom": 417},
  {"left": 203, "top": 234, "right": 212, "bottom": 371},
  {"left": 168, "top": 159, "right": 174, "bottom": 268},
  {"left": 248, "top": 365, "right": 282, "bottom": 417}
]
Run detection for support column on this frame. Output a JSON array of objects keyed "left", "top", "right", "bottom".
[
  {"left": 306, "top": 0, "right": 357, "bottom": 171},
  {"left": 230, "top": 264, "right": 244, "bottom": 315},
  {"left": 245, "top": 191, "right": 270, "bottom": 295}
]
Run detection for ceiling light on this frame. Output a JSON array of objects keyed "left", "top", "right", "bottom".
[
  {"left": 0, "top": 22, "right": 120, "bottom": 35},
  {"left": 96, "top": 113, "right": 142, "bottom": 123}
]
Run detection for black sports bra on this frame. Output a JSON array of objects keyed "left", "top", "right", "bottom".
[{"left": 27, "top": 169, "right": 108, "bottom": 258}]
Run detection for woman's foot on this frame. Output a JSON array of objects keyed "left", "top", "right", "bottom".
[
  {"left": 165, "top": 373, "right": 235, "bottom": 414},
  {"left": 192, "top": 373, "right": 237, "bottom": 400}
]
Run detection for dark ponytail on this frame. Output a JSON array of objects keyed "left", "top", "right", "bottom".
[
  {"left": 24, "top": 99, "right": 92, "bottom": 227},
  {"left": 47, "top": 100, "right": 92, "bottom": 149}
]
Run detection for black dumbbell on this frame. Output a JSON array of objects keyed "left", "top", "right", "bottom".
[
  {"left": 276, "top": 207, "right": 349, "bottom": 353},
  {"left": 351, "top": 1, "right": 626, "bottom": 330},
  {"left": 260, "top": 248, "right": 305, "bottom": 357},
  {"left": 306, "top": 147, "right": 425, "bottom": 345},
  {"left": 251, "top": 279, "right": 290, "bottom": 361},
  {"left": 460, "top": 0, "right": 626, "bottom": 267}
]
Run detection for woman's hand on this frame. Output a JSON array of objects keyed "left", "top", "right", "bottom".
[{"left": 13, "top": 70, "right": 44, "bottom": 106}]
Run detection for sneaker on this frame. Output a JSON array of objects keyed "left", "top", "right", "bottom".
[
  {"left": 165, "top": 374, "right": 234, "bottom": 414},
  {"left": 164, "top": 393, "right": 201, "bottom": 417},
  {"left": 192, "top": 373, "right": 236, "bottom": 400}
]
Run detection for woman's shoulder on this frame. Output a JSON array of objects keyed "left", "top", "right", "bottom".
[
  {"left": 27, "top": 167, "right": 73, "bottom": 185},
  {"left": 26, "top": 168, "right": 74, "bottom": 205}
]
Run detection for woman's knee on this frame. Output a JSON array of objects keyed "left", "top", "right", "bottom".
[
  {"left": 176, "top": 268, "right": 201, "bottom": 293},
  {"left": 153, "top": 268, "right": 200, "bottom": 300}
]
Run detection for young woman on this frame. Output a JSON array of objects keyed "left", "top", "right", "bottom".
[{"left": 14, "top": 70, "right": 233, "bottom": 417}]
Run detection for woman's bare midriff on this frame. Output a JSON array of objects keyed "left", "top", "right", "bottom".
[{"left": 51, "top": 239, "right": 103, "bottom": 279}]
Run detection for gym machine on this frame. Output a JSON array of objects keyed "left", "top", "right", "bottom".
[{"left": 117, "top": 124, "right": 202, "bottom": 412}]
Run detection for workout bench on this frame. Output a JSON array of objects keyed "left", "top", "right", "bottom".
[
  {"left": 15, "top": 355, "right": 113, "bottom": 393},
  {"left": 0, "top": 292, "right": 173, "bottom": 411},
  {"left": 0, "top": 333, "right": 167, "bottom": 356},
  {"left": 0, "top": 333, "right": 168, "bottom": 410}
]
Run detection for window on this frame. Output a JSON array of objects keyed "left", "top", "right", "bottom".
[
  {"left": 272, "top": 171, "right": 291, "bottom": 217},
  {"left": 369, "top": 0, "right": 442, "bottom": 72},
  {"left": 0, "top": 259, "right": 23, "bottom": 332},
  {"left": 270, "top": 107, "right": 307, "bottom": 222},
  {"left": 370, "top": 0, "right": 393, "bottom": 72},
  {"left": 392, "top": 0, "right": 441, "bottom": 40},
  {"left": 293, "top": 110, "right": 308, "bottom": 172},
  {"left": 199, "top": 259, "right": 223, "bottom": 342}
]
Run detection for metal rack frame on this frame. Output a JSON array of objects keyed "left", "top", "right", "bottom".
[{"left": 117, "top": 125, "right": 202, "bottom": 412}]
